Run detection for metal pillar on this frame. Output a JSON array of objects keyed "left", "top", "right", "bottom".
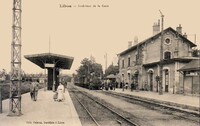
[
  {"left": 52, "top": 60, "right": 55, "bottom": 92},
  {"left": 44, "top": 68, "right": 47, "bottom": 91},
  {"left": 159, "top": 10, "right": 164, "bottom": 95},
  {"left": 8, "top": 0, "right": 22, "bottom": 116},
  {"left": 183, "top": 72, "right": 185, "bottom": 94},
  {"left": 0, "top": 82, "right": 2, "bottom": 113},
  {"left": 53, "top": 67, "right": 55, "bottom": 92}
]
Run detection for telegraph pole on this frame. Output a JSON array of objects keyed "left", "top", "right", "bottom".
[
  {"left": 8, "top": 0, "right": 22, "bottom": 116},
  {"left": 159, "top": 10, "right": 164, "bottom": 95},
  {"left": 105, "top": 53, "right": 107, "bottom": 74}
]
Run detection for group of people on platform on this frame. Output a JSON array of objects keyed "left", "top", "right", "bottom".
[
  {"left": 103, "top": 81, "right": 117, "bottom": 90},
  {"left": 29, "top": 79, "right": 67, "bottom": 102},
  {"left": 103, "top": 80, "right": 139, "bottom": 91}
]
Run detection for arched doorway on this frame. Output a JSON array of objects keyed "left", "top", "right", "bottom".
[
  {"left": 128, "top": 73, "right": 131, "bottom": 85},
  {"left": 120, "top": 74, "right": 124, "bottom": 88},
  {"left": 164, "top": 69, "right": 169, "bottom": 92},
  {"left": 133, "top": 70, "right": 139, "bottom": 90}
]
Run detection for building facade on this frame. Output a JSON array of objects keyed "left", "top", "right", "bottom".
[{"left": 118, "top": 23, "right": 197, "bottom": 94}]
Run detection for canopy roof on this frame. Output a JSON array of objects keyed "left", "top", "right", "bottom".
[
  {"left": 178, "top": 59, "right": 200, "bottom": 72},
  {"left": 24, "top": 53, "right": 74, "bottom": 69},
  {"left": 105, "top": 74, "right": 116, "bottom": 79}
]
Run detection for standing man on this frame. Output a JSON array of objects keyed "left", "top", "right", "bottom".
[
  {"left": 131, "top": 81, "right": 134, "bottom": 92},
  {"left": 34, "top": 79, "right": 39, "bottom": 101},
  {"left": 30, "top": 79, "right": 34, "bottom": 100},
  {"left": 30, "top": 79, "right": 39, "bottom": 101}
]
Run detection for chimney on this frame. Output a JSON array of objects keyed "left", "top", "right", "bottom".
[
  {"left": 183, "top": 32, "right": 187, "bottom": 38},
  {"left": 128, "top": 41, "right": 132, "bottom": 49},
  {"left": 134, "top": 36, "right": 138, "bottom": 45},
  {"left": 176, "top": 24, "right": 182, "bottom": 35},
  {"left": 153, "top": 20, "right": 160, "bottom": 35}
]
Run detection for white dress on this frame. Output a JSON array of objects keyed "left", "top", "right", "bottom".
[{"left": 57, "top": 84, "right": 64, "bottom": 101}]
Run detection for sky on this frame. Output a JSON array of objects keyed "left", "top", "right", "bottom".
[{"left": 0, "top": 0, "right": 200, "bottom": 75}]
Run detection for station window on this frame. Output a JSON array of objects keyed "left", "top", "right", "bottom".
[
  {"left": 164, "top": 51, "right": 171, "bottom": 60},
  {"left": 165, "top": 38, "right": 171, "bottom": 45},
  {"left": 135, "top": 53, "right": 139, "bottom": 65},
  {"left": 128, "top": 57, "right": 131, "bottom": 67},
  {"left": 122, "top": 59, "right": 124, "bottom": 68}
]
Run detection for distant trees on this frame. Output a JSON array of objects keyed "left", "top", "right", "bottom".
[
  {"left": 61, "top": 75, "right": 72, "bottom": 83},
  {"left": 76, "top": 58, "right": 103, "bottom": 84},
  {"left": 0, "top": 69, "right": 11, "bottom": 81},
  {"left": 105, "top": 64, "right": 119, "bottom": 77},
  {"left": 192, "top": 49, "right": 200, "bottom": 57},
  {"left": 0, "top": 69, "right": 7, "bottom": 81}
]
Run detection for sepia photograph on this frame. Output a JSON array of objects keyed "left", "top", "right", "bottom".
[{"left": 0, "top": 0, "right": 200, "bottom": 126}]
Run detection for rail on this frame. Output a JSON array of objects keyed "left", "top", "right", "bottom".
[
  {"left": 73, "top": 92, "right": 100, "bottom": 126},
  {"left": 103, "top": 91, "right": 200, "bottom": 123},
  {"left": 71, "top": 87, "right": 139, "bottom": 126}
]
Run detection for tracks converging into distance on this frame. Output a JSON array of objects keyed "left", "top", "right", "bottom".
[
  {"left": 69, "top": 85, "right": 200, "bottom": 126},
  {"left": 101, "top": 91, "right": 200, "bottom": 124},
  {"left": 69, "top": 87, "right": 139, "bottom": 126}
]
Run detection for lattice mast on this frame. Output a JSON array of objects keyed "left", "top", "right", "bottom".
[
  {"left": 159, "top": 10, "right": 164, "bottom": 95},
  {"left": 8, "top": 0, "right": 22, "bottom": 116}
]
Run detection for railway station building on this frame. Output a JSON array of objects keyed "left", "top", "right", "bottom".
[
  {"left": 24, "top": 53, "right": 74, "bottom": 91},
  {"left": 118, "top": 22, "right": 198, "bottom": 95}
]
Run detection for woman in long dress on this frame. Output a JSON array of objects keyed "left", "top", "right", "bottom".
[{"left": 57, "top": 83, "right": 65, "bottom": 102}]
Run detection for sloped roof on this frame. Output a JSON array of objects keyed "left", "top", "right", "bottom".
[
  {"left": 119, "top": 27, "right": 197, "bottom": 56},
  {"left": 105, "top": 74, "right": 116, "bottom": 79},
  {"left": 24, "top": 53, "right": 74, "bottom": 69},
  {"left": 178, "top": 59, "right": 200, "bottom": 72}
]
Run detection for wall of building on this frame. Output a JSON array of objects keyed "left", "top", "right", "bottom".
[
  {"left": 119, "top": 50, "right": 137, "bottom": 69},
  {"left": 178, "top": 40, "right": 191, "bottom": 57},
  {"left": 192, "top": 76, "right": 200, "bottom": 95},
  {"left": 145, "top": 31, "right": 193, "bottom": 64},
  {"left": 184, "top": 75, "right": 200, "bottom": 95},
  {"left": 146, "top": 38, "right": 160, "bottom": 63},
  {"left": 162, "top": 63, "right": 175, "bottom": 93},
  {"left": 143, "top": 63, "right": 176, "bottom": 93},
  {"left": 162, "top": 31, "right": 192, "bottom": 58},
  {"left": 143, "top": 65, "right": 159, "bottom": 91},
  {"left": 163, "top": 31, "right": 176, "bottom": 59},
  {"left": 119, "top": 49, "right": 137, "bottom": 85},
  {"left": 177, "top": 62, "right": 189, "bottom": 94}
]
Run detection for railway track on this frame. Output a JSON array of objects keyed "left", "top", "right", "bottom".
[
  {"left": 74, "top": 91, "right": 100, "bottom": 126},
  {"left": 101, "top": 91, "right": 200, "bottom": 124},
  {"left": 69, "top": 87, "right": 139, "bottom": 126}
]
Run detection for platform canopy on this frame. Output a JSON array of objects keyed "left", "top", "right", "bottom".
[
  {"left": 24, "top": 53, "right": 74, "bottom": 69},
  {"left": 105, "top": 74, "right": 116, "bottom": 79},
  {"left": 178, "top": 59, "right": 200, "bottom": 72}
]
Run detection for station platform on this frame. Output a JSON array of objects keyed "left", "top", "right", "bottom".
[
  {"left": 0, "top": 89, "right": 82, "bottom": 126},
  {"left": 109, "top": 88, "right": 200, "bottom": 114}
]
